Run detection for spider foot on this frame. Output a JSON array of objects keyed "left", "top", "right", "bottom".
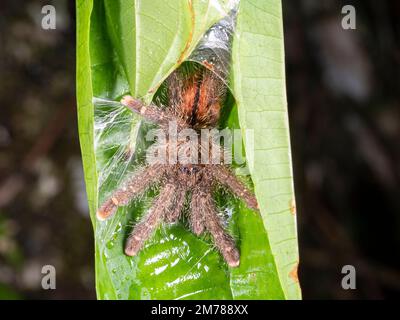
[
  {"left": 125, "top": 234, "right": 143, "bottom": 256},
  {"left": 192, "top": 189, "right": 241, "bottom": 268},
  {"left": 219, "top": 238, "right": 240, "bottom": 268},
  {"left": 124, "top": 211, "right": 160, "bottom": 257},
  {"left": 96, "top": 198, "right": 118, "bottom": 221},
  {"left": 206, "top": 221, "right": 240, "bottom": 268}
]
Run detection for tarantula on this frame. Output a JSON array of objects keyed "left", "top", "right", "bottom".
[{"left": 96, "top": 66, "right": 258, "bottom": 267}]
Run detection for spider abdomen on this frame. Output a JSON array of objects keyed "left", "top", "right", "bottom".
[{"left": 174, "top": 69, "right": 225, "bottom": 129}]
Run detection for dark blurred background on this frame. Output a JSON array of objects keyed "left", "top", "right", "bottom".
[{"left": 0, "top": 0, "right": 399, "bottom": 299}]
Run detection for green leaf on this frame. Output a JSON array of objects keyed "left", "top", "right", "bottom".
[
  {"left": 77, "top": 0, "right": 300, "bottom": 300},
  {"left": 232, "top": 0, "right": 301, "bottom": 299},
  {"left": 103, "top": 0, "right": 226, "bottom": 100}
]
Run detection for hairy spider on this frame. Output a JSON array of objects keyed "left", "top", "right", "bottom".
[{"left": 96, "top": 66, "right": 258, "bottom": 267}]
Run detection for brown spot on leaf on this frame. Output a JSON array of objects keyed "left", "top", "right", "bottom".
[
  {"left": 289, "top": 198, "right": 296, "bottom": 215},
  {"left": 289, "top": 262, "right": 299, "bottom": 283}
]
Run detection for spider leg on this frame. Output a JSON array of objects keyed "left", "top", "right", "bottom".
[
  {"left": 190, "top": 190, "right": 205, "bottom": 236},
  {"left": 164, "top": 187, "right": 186, "bottom": 224},
  {"left": 121, "top": 95, "right": 175, "bottom": 127},
  {"left": 210, "top": 165, "right": 258, "bottom": 211},
  {"left": 191, "top": 187, "right": 240, "bottom": 267},
  {"left": 125, "top": 182, "right": 177, "bottom": 256},
  {"left": 96, "top": 164, "right": 166, "bottom": 221}
]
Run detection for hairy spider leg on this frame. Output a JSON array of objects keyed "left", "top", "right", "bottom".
[
  {"left": 189, "top": 190, "right": 206, "bottom": 236},
  {"left": 191, "top": 186, "right": 240, "bottom": 267},
  {"left": 164, "top": 186, "right": 187, "bottom": 223},
  {"left": 121, "top": 95, "right": 184, "bottom": 128},
  {"left": 96, "top": 164, "right": 167, "bottom": 221},
  {"left": 210, "top": 165, "right": 259, "bottom": 211},
  {"left": 125, "top": 182, "right": 177, "bottom": 256}
]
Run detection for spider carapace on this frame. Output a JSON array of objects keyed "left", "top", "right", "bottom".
[{"left": 97, "top": 66, "right": 258, "bottom": 267}]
